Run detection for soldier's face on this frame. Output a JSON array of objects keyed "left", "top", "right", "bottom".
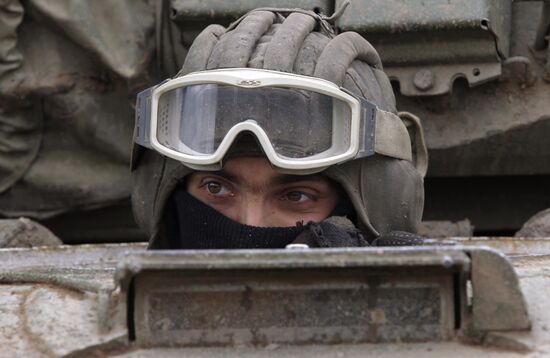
[{"left": 186, "top": 157, "right": 340, "bottom": 227}]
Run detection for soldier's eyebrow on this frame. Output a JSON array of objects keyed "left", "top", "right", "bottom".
[
  {"left": 206, "top": 170, "right": 238, "bottom": 183},
  {"left": 203, "top": 170, "right": 328, "bottom": 189},
  {"left": 269, "top": 174, "right": 328, "bottom": 187}
]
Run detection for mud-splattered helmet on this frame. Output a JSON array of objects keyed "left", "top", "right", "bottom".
[{"left": 131, "top": 8, "right": 427, "bottom": 249}]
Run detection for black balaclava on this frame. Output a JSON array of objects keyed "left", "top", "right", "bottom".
[
  {"left": 169, "top": 182, "right": 357, "bottom": 249},
  {"left": 171, "top": 186, "right": 422, "bottom": 249},
  {"left": 171, "top": 189, "right": 305, "bottom": 249}
]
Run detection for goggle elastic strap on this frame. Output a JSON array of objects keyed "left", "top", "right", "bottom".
[
  {"left": 136, "top": 77, "right": 171, "bottom": 149},
  {"left": 341, "top": 89, "right": 376, "bottom": 159},
  {"left": 135, "top": 87, "right": 153, "bottom": 149},
  {"left": 340, "top": 88, "right": 412, "bottom": 163}
]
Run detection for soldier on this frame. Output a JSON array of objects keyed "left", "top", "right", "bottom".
[{"left": 131, "top": 7, "right": 427, "bottom": 249}]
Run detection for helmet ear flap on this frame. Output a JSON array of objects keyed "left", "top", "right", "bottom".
[
  {"left": 324, "top": 155, "right": 424, "bottom": 239},
  {"left": 131, "top": 149, "right": 166, "bottom": 237},
  {"left": 399, "top": 111, "right": 428, "bottom": 178}
]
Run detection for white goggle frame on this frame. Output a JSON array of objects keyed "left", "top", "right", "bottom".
[{"left": 135, "top": 68, "right": 410, "bottom": 173}]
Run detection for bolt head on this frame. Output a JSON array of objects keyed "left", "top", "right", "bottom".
[{"left": 413, "top": 69, "right": 435, "bottom": 91}]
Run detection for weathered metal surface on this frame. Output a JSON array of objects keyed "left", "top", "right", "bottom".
[
  {"left": 0, "top": 244, "right": 147, "bottom": 357},
  {"left": 171, "top": 0, "right": 333, "bottom": 21},
  {"left": 0, "top": 243, "right": 146, "bottom": 291},
  {"left": 107, "top": 341, "right": 544, "bottom": 358},
  {"left": 134, "top": 270, "right": 452, "bottom": 346},
  {"left": 115, "top": 247, "right": 471, "bottom": 273},
  {"left": 428, "top": 237, "right": 550, "bottom": 257},
  {"left": 397, "top": 1, "right": 550, "bottom": 177},
  {"left": 470, "top": 249, "right": 531, "bottom": 331},
  {"left": 418, "top": 220, "right": 474, "bottom": 237},
  {"left": 113, "top": 247, "right": 532, "bottom": 348},
  {"left": 0, "top": 242, "right": 547, "bottom": 356},
  {"left": 0, "top": 285, "right": 43, "bottom": 357},
  {"left": 0, "top": 218, "right": 62, "bottom": 248},
  {"left": 23, "top": 287, "right": 126, "bottom": 357},
  {"left": 516, "top": 209, "right": 550, "bottom": 237},
  {"left": 335, "top": 0, "right": 511, "bottom": 96},
  {"left": 0, "top": 284, "right": 127, "bottom": 358},
  {"left": 113, "top": 245, "right": 550, "bottom": 356}
]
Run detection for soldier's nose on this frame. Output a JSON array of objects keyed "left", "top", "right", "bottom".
[{"left": 240, "top": 201, "right": 268, "bottom": 227}]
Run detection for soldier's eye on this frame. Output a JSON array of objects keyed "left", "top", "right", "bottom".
[
  {"left": 285, "top": 191, "right": 311, "bottom": 203},
  {"left": 204, "top": 181, "right": 231, "bottom": 196}
]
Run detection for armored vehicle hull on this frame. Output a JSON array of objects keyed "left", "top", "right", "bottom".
[{"left": 1, "top": 240, "right": 549, "bottom": 356}]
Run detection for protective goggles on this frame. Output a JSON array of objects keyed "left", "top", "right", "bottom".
[{"left": 135, "top": 68, "right": 411, "bottom": 173}]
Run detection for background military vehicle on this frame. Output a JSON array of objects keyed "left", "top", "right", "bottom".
[
  {"left": 1, "top": 0, "right": 550, "bottom": 356},
  {"left": 1, "top": 0, "right": 549, "bottom": 242}
]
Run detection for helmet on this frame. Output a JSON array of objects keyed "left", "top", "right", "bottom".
[{"left": 131, "top": 8, "right": 427, "bottom": 249}]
